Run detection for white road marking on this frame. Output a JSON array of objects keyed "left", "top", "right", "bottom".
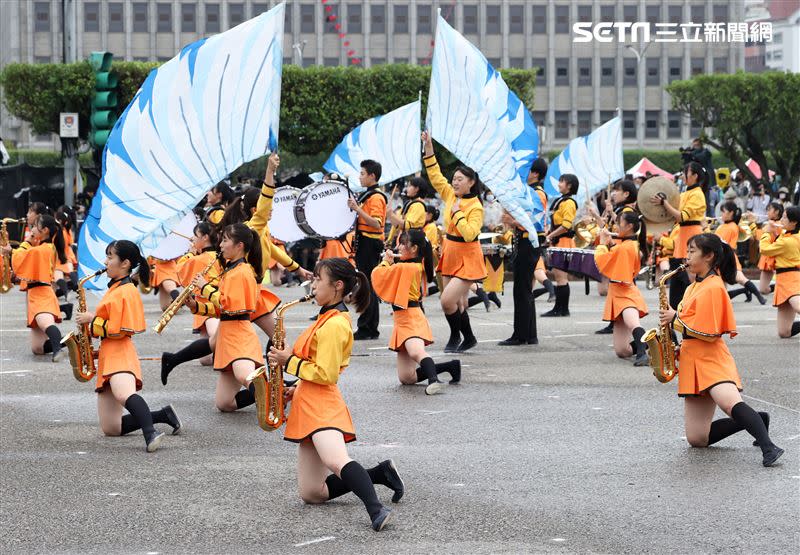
[
  {"left": 592, "top": 407, "right": 604, "bottom": 410},
  {"left": 476, "top": 322, "right": 511, "bottom": 326},
  {"left": 520, "top": 384, "right": 531, "bottom": 387},
  {"left": 785, "top": 434, "right": 800, "bottom": 441},
  {"left": 0, "top": 330, "right": 28, "bottom": 333},
  {"left": 108, "top": 492, "right": 121, "bottom": 496},
  {"left": 367, "top": 346, "right": 388, "bottom": 351},
  {"left": 417, "top": 410, "right": 448, "bottom": 415},
  {"left": 551, "top": 538, "right": 566, "bottom": 542},
  {"left": 547, "top": 395, "right": 560, "bottom": 399},
  {"left": 75, "top": 451, "right": 87, "bottom": 455},
  {"left": 0, "top": 370, "right": 31, "bottom": 375},
  {"left": 293, "top": 536, "right": 335, "bottom": 547},
  {"left": 742, "top": 394, "right": 800, "bottom": 414}
]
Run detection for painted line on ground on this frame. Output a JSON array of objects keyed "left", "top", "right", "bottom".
[
  {"left": 293, "top": 536, "right": 335, "bottom": 547},
  {"left": 0, "top": 370, "right": 32, "bottom": 375},
  {"left": 742, "top": 394, "right": 800, "bottom": 414}
]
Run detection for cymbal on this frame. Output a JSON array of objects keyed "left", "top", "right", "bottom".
[{"left": 638, "top": 176, "right": 679, "bottom": 224}]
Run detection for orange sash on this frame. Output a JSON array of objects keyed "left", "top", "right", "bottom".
[{"left": 293, "top": 309, "right": 342, "bottom": 359}]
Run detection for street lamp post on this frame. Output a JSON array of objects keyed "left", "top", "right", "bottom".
[
  {"left": 292, "top": 40, "right": 308, "bottom": 67},
  {"left": 626, "top": 42, "right": 651, "bottom": 149}
]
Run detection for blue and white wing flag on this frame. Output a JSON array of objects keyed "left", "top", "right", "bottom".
[
  {"left": 426, "top": 11, "right": 543, "bottom": 244},
  {"left": 78, "top": 3, "right": 285, "bottom": 290},
  {"left": 544, "top": 116, "right": 624, "bottom": 199},
  {"left": 323, "top": 100, "right": 422, "bottom": 192}
]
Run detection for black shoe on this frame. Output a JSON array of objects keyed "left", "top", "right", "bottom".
[
  {"left": 762, "top": 446, "right": 784, "bottom": 467},
  {"left": 145, "top": 431, "right": 165, "bottom": 453},
  {"left": 447, "top": 360, "right": 461, "bottom": 384},
  {"left": 309, "top": 314, "right": 318, "bottom": 321},
  {"left": 527, "top": 337, "right": 539, "bottom": 345},
  {"left": 60, "top": 303, "right": 73, "bottom": 321},
  {"left": 456, "top": 336, "right": 477, "bottom": 353},
  {"left": 595, "top": 323, "right": 613, "bottom": 334},
  {"left": 541, "top": 308, "right": 568, "bottom": 317},
  {"left": 381, "top": 459, "right": 405, "bottom": 503},
  {"left": 753, "top": 413, "right": 770, "bottom": 446},
  {"left": 498, "top": 336, "right": 523, "bottom": 346},
  {"left": 162, "top": 404, "right": 182, "bottom": 435},
  {"left": 443, "top": 337, "right": 461, "bottom": 353},
  {"left": 161, "top": 353, "right": 175, "bottom": 386},
  {"left": 354, "top": 330, "right": 380, "bottom": 341},
  {"left": 51, "top": 348, "right": 66, "bottom": 363},
  {"left": 744, "top": 288, "right": 753, "bottom": 302},
  {"left": 371, "top": 507, "right": 393, "bottom": 531},
  {"left": 488, "top": 292, "right": 501, "bottom": 309},
  {"left": 633, "top": 353, "right": 650, "bottom": 367}
]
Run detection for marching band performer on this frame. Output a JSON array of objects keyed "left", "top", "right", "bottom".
[
  {"left": 715, "top": 201, "right": 767, "bottom": 304},
  {"left": 658, "top": 233, "right": 783, "bottom": 467},
  {"left": 422, "top": 131, "right": 486, "bottom": 352},
  {"left": 758, "top": 206, "right": 800, "bottom": 338},
  {"left": 204, "top": 180, "right": 235, "bottom": 225},
  {"left": 423, "top": 204, "right": 443, "bottom": 294},
  {"left": 385, "top": 176, "right": 429, "bottom": 246},
  {"left": 347, "top": 159, "right": 387, "bottom": 341},
  {"left": 542, "top": 174, "right": 579, "bottom": 317},
  {"left": 267, "top": 258, "right": 403, "bottom": 531},
  {"left": 319, "top": 231, "right": 356, "bottom": 266},
  {"left": 3, "top": 214, "right": 67, "bottom": 361},
  {"left": 371, "top": 229, "right": 461, "bottom": 394},
  {"left": 593, "top": 212, "right": 649, "bottom": 366},
  {"left": 74, "top": 240, "right": 181, "bottom": 452},
  {"left": 54, "top": 205, "right": 78, "bottom": 302},
  {"left": 754, "top": 202, "right": 784, "bottom": 295},
  {"left": 651, "top": 161, "right": 707, "bottom": 309},
  {"left": 149, "top": 255, "right": 181, "bottom": 311}
]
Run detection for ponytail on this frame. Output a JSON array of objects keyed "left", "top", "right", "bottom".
[
  {"left": 720, "top": 200, "right": 742, "bottom": 224},
  {"left": 685, "top": 161, "right": 709, "bottom": 194},
  {"left": 218, "top": 187, "right": 260, "bottom": 230},
  {"left": 687, "top": 233, "right": 737, "bottom": 285},
  {"left": 38, "top": 215, "right": 67, "bottom": 264},
  {"left": 107, "top": 240, "right": 150, "bottom": 288},
  {"left": 314, "top": 258, "right": 371, "bottom": 313}
]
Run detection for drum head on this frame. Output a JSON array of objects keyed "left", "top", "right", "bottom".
[
  {"left": 269, "top": 187, "right": 306, "bottom": 242},
  {"left": 294, "top": 181, "right": 357, "bottom": 240}
]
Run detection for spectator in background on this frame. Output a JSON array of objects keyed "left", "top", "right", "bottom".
[
  {"left": 776, "top": 187, "right": 792, "bottom": 209},
  {"left": 746, "top": 182, "right": 771, "bottom": 223},
  {"left": 0, "top": 136, "right": 9, "bottom": 166}
]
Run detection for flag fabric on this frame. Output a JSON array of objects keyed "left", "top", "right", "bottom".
[
  {"left": 323, "top": 100, "right": 422, "bottom": 192},
  {"left": 78, "top": 3, "right": 285, "bottom": 290},
  {"left": 543, "top": 116, "right": 624, "bottom": 199},
  {"left": 426, "top": 11, "right": 544, "bottom": 242}
]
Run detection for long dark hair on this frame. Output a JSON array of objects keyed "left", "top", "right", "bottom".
[
  {"left": 786, "top": 206, "right": 800, "bottom": 226},
  {"left": 29, "top": 201, "right": 49, "bottom": 216},
  {"left": 37, "top": 215, "right": 67, "bottom": 264},
  {"left": 222, "top": 223, "right": 263, "bottom": 282},
  {"left": 219, "top": 187, "right": 261, "bottom": 229},
  {"left": 399, "top": 229, "right": 434, "bottom": 282},
  {"left": 314, "top": 257, "right": 370, "bottom": 313},
  {"left": 453, "top": 165, "right": 483, "bottom": 198},
  {"left": 407, "top": 176, "right": 431, "bottom": 199},
  {"left": 685, "top": 161, "right": 709, "bottom": 193},
  {"left": 612, "top": 179, "right": 637, "bottom": 204},
  {"left": 720, "top": 200, "right": 742, "bottom": 224},
  {"left": 194, "top": 221, "right": 218, "bottom": 249},
  {"left": 107, "top": 240, "right": 150, "bottom": 288},
  {"left": 767, "top": 201, "right": 784, "bottom": 219},
  {"left": 687, "top": 233, "right": 737, "bottom": 285},
  {"left": 55, "top": 205, "right": 75, "bottom": 232},
  {"left": 619, "top": 211, "right": 648, "bottom": 265},
  {"left": 212, "top": 181, "right": 236, "bottom": 204}
]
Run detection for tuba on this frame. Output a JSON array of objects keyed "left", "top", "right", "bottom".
[
  {"left": 62, "top": 268, "right": 107, "bottom": 382},
  {"left": 152, "top": 256, "right": 218, "bottom": 334},
  {"left": 642, "top": 264, "right": 686, "bottom": 383},
  {"left": 247, "top": 292, "right": 315, "bottom": 431}
]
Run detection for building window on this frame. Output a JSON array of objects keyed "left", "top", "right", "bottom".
[
  {"left": 133, "top": 56, "right": 149, "bottom": 62},
  {"left": 555, "top": 58, "right": 569, "bottom": 86},
  {"left": 555, "top": 6, "right": 569, "bottom": 33},
  {"left": 690, "top": 118, "right": 702, "bottom": 137},
  {"left": 34, "top": 56, "right": 51, "bottom": 64},
  {"left": 600, "top": 5, "right": 614, "bottom": 22},
  {"left": 713, "top": 4, "right": 728, "bottom": 23},
  {"left": 284, "top": 4, "right": 292, "bottom": 33},
  {"left": 301, "top": 4, "right": 315, "bottom": 33},
  {"left": 324, "top": 5, "right": 339, "bottom": 33},
  {"left": 533, "top": 111, "right": 546, "bottom": 127},
  {"left": 463, "top": 5, "right": 478, "bottom": 34},
  {"left": 157, "top": 3, "right": 172, "bottom": 33},
  {"left": 34, "top": 2, "right": 50, "bottom": 32},
  {"left": 623, "top": 111, "right": 637, "bottom": 139},
  {"left": 690, "top": 5, "right": 704, "bottom": 22},
  {"left": 623, "top": 58, "right": 637, "bottom": 86},
  {"left": 577, "top": 111, "right": 592, "bottom": 136},
  {"left": 283, "top": 57, "right": 293, "bottom": 66},
  {"left": 84, "top": 2, "right": 100, "bottom": 32},
  {"left": 555, "top": 111, "right": 570, "bottom": 139},
  {"left": 773, "top": 32, "right": 782, "bottom": 44},
  {"left": 417, "top": 4, "right": 432, "bottom": 34},
  {"left": 667, "top": 111, "right": 682, "bottom": 138},
  {"left": 206, "top": 4, "right": 220, "bottom": 33},
  {"left": 324, "top": 57, "right": 339, "bottom": 67},
  {"left": 394, "top": 5, "right": 408, "bottom": 33},
  {"left": 348, "top": 4, "right": 362, "bottom": 34},
  {"left": 532, "top": 5, "right": 546, "bottom": 33},
  {"left": 394, "top": 57, "right": 408, "bottom": 64},
  {"left": 132, "top": 3, "right": 147, "bottom": 32},
  {"left": 253, "top": 3, "right": 269, "bottom": 16},
  {"left": 229, "top": 3, "right": 245, "bottom": 28},
  {"left": 772, "top": 50, "right": 783, "bottom": 61},
  {"left": 577, "top": 58, "right": 592, "bottom": 86},
  {"left": 371, "top": 5, "right": 385, "bottom": 34},
  {"left": 668, "top": 5, "right": 682, "bottom": 24},
  {"left": 623, "top": 5, "right": 638, "bottom": 23},
  {"left": 302, "top": 57, "right": 316, "bottom": 67},
  {"left": 713, "top": 57, "right": 728, "bottom": 73},
  {"left": 509, "top": 5, "right": 524, "bottom": 34},
  {"left": 532, "top": 57, "right": 546, "bottom": 86},
  {"left": 509, "top": 57, "right": 524, "bottom": 68},
  {"left": 486, "top": 5, "right": 501, "bottom": 34},
  {"left": 645, "top": 5, "right": 660, "bottom": 30},
  {"left": 108, "top": 2, "right": 124, "bottom": 32},
  {"left": 600, "top": 58, "right": 615, "bottom": 86},
  {"left": 691, "top": 57, "right": 704, "bottom": 76},
  {"left": 668, "top": 58, "right": 682, "bottom": 82},
  {"left": 645, "top": 111, "right": 659, "bottom": 138},
  {"left": 577, "top": 5, "right": 592, "bottom": 22},
  {"left": 600, "top": 110, "right": 615, "bottom": 125},
  {"left": 371, "top": 58, "right": 386, "bottom": 66},
  {"left": 417, "top": 57, "right": 430, "bottom": 66},
  {"left": 646, "top": 58, "right": 660, "bottom": 86},
  {"left": 181, "top": 4, "right": 196, "bottom": 33}
]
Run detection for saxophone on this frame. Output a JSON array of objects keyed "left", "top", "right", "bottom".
[
  {"left": 62, "top": 268, "right": 107, "bottom": 382},
  {"left": 1, "top": 218, "right": 25, "bottom": 293},
  {"left": 152, "top": 256, "right": 218, "bottom": 334},
  {"left": 247, "top": 292, "right": 315, "bottom": 431},
  {"left": 642, "top": 264, "right": 686, "bottom": 383}
]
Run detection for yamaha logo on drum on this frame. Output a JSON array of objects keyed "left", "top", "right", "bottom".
[{"left": 311, "top": 187, "right": 340, "bottom": 201}]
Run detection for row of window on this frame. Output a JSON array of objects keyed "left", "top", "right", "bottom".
[
  {"left": 33, "top": 2, "right": 732, "bottom": 36},
  {"left": 540, "top": 110, "right": 696, "bottom": 140}
]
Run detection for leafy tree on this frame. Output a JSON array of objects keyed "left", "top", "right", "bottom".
[{"left": 667, "top": 71, "right": 800, "bottom": 187}]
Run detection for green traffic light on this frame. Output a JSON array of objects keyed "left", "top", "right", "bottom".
[
  {"left": 89, "top": 52, "right": 113, "bottom": 72},
  {"left": 91, "top": 130, "right": 112, "bottom": 148},
  {"left": 93, "top": 91, "right": 118, "bottom": 109},
  {"left": 91, "top": 110, "right": 117, "bottom": 128},
  {"left": 95, "top": 71, "right": 118, "bottom": 90}
]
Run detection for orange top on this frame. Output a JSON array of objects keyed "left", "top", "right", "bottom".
[
  {"left": 371, "top": 260, "right": 425, "bottom": 308},
  {"left": 61, "top": 228, "right": 78, "bottom": 264},
  {"left": 594, "top": 238, "right": 640, "bottom": 284},
  {"left": 356, "top": 187, "right": 387, "bottom": 239},
  {"left": 198, "top": 259, "right": 258, "bottom": 318},
  {"left": 285, "top": 305, "right": 353, "bottom": 385},
  {"left": 177, "top": 250, "right": 223, "bottom": 287},
  {"left": 714, "top": 221, "right": 739, "bottom": 251},
  {"left": 90, "top": 278, "right": 146, "bottom": 338},
  {"left": 11, "top": 242, "right": 56, "bottom": 286},
  {"left": 319, "top": 232, "right": 355, "bottom": 265},
  {"left": 673, "top": 274, "right": 737, "bottom": 340}
]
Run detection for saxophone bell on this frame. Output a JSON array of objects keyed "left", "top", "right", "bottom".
[{"left": 642, "top": 263, "right": 686, "bottom": 383}]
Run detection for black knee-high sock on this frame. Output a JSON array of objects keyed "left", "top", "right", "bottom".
[
  {"left": 561, "top": 283, "right": 570, "bottom": 312},
  {"left": 543, "top": 279, "right": 555, "bottom": 298},
  {"left": 744, "top": 281, "right": 767, "bottom": 304},
  {"left": 707, "top": 417, "right": 744, "bottom": 446},
  {"left": 487, "top": 292, "right": 501, "bottom": 307},
  {"left": 727, "top": 287, "right": 747, "bottom": 300},
  {"left": 167, "top": 338, "right": 212, "bottom": 369},
  {"left": 69, "top": 271, "right": 78, "bottom": 291},
  {"left": 325, "top": 474, "right": 350, "bottom": 500},
  {"left": 124, "top": 394, "right": 156, "bottom": 438},
  {"left": 791, "top": 321, "right": 800, "bottom": 337},
  {"left": 731, "top": 402, "right": 775, "bottom": 452},
  {"left": 444, "top": 310, "right": 461, "bottom": 345},
  {"left": 532, "top": 287, "right": 548, "bottom": 299},
  {"left": 339, "top": 460, "right": 383, "bottom": 520},
  {"left": 42, "top": 339, "right": 53, "bottom": 353},
  {"left": 235, "top": 383, "right": 256, "bottom": 409},
  {"left": 120, "top": 414, "right": 140, "bottom": 435},
  {"left": 460, "top": 310, "right": 475, "bottom": 341},
  {"left": 56, "top": 278, "right": 68, "bottom": 299},
  {"left": 417, "top": 357, "right": 439, "bottom": 384},
  {"left": 632, "top": 326, "right": 646, "bottom": 356},
  {"left": 467, "top": 296, "right": 483, "bottom": 308},
  {"left": 44, "top": 325, "right": 62, "bottom": 355},
  {"left": 169, "top": 288, "right": 180, "bottom": 301}
]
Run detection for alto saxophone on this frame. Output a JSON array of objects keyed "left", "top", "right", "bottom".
[
  {"left": 247, "top": 292, "right": 315, "bottom": 431},
  {"left": 152, "top": 256, "right": 218, "bottom": 334},
  {"left": 1, "top": 218, "right": 25, "bottom": 294},
  {"left": 62, "top": 268, "right": 107, "bottom": 382},
  {"left": 642, "top": 264, "right": 686, "bottom": 383}
]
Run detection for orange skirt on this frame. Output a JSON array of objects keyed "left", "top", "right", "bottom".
[
  {"left": 54, "top": 260, "right": 74, "bottom": 274},
  {"left": 213, "top": 319, "right": 264, "bottom": 371},
  {"left": 284, "top": 380, "right": 355, "bottom": 443},
  {"left": 390, "top": 307, "right": 433, "bottom": 351},
  {"left": 252, "top": 286, "right": 281, "bottom": 320},
  {"left": 553, "top": 236, "right": 576, "bottom": 249},
  {"left": 773, "top": 269, "right": 800, "bottom": 307},
  {"left": 674, "top": 224, "right": 702, "bottom": 259},
  {"left": 758, "top": 255, "right": 776, "bottom": 272},
  {"left": 26, "top": 286, "right": 61, "bottom": 328},
  {"left": 94, "top": 336, "right": 143, "bottom": 393},
  {"left": 677, "top": 337, "right": 741, "bottom": 397},
  {"left": 438, "top": 238, "right": 486, "bottom": 281},
  {"left": 151, "top": 260, "right": 179, "bottom": 288},
  {"left": 602, "top": 282, "right": 648, "bottom": 321}
]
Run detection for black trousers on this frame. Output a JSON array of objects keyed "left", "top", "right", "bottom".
[
  {"left": 355, "top": 235, "right": 383, "bottom": 335},
  {"left": 511, "top": 236, "right": 541, "bottom": 341}
]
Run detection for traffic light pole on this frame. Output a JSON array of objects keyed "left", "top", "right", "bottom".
[{"left": 62, "top": 0, "right": 78, "bottom": 206}]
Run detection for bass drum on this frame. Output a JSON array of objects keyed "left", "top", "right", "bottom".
[
  {"left": 269, "top": 187, "right": 306, "bottom": 242},
  {"left": 294, "top": 180, "right": 357, "bottom": 240}
]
